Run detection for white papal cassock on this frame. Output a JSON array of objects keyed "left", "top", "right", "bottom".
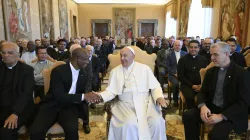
[{"left": 100, "top": 61, "right": 167, "bottom": 140}]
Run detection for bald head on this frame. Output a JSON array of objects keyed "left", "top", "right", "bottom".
[
  {"left": 69, "top": 44, "right": 81, "bottom": 55},
  {"left": 1, "top": 42, "right": 20, "bottom": 66},
  {"left": 173, "top": 40, "right": 182, "bottom": 52},
  {"left": 71, "top": 48, "right": 90, "bottom": 69}
]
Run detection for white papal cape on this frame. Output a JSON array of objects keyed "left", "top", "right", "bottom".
[{"left": 100, "top": 62, "right": 167, "bottom": 140}]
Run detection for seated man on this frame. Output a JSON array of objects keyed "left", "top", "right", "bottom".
[
  {"left": 21, "top": 41, "right": 36, "bottom": 65},
  {"left": 50, "top": 39, "right": 70, "bottom": 61},
  {"left": 166, "top": 40, "right": 187, "bottom": 107},
  {"left": 94, "top": 47, "right": 168, "bottom": 140},
  {"left": 157, "top": 40, "right": 169, "bottom": 91},
  {"left": 0, "top": 43, "right": 35, "bottom": 140},
  {"left": 227, "top": 38, "right": 246, "bottom": 67},
  {"left": 86, "top": 45, "right": 100, "bottom": 92},
  {"left": 31, "top": 47, "right": 54, "bottom": 100},
  {"left": 183, "top": 42, "right": 249, "bottom": 140},
  {"left": 199, "top": 38, "right": 214, "bottom": 64},
  {"left": 177, "top": 40, "right": 207, "bottom": 109},
  {"left": 30, "top": 48, "right": 97, "bottom": 140}
]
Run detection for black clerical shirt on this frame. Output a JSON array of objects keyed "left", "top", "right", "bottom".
[{"left": 177, "top": 54, "right": 208, "bottom": 87}]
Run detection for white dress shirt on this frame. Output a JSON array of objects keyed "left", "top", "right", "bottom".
[
  {"left": 174, "top": 51, "right": 181, "bottom": 64},
  {"left": 69, "top": 62, "right": 84, "bottom": 100},
  {"left": 21, "top": 51, "right": 37, "bottom": 65}
]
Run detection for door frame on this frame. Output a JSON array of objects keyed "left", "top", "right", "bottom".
[
  {"left": 91, "top": 19, "right": 111, "bottom": 37},
  {"left": 137, "top": 19, "right": 158, "bottom": 37}
]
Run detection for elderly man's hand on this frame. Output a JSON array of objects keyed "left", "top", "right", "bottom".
[
  {"left": 4, "top": 114, "right": 18, "bottom": 129},
  {"left": 208, "top": 114, "right": 223, "bottom": 124},
  {"left": 156, "top": 97, "right": 169, "bottom": 108},
  {"left": 200, "top": 105, "right": 211, "bottom": 124}
]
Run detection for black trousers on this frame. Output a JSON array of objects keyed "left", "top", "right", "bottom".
[
  {"left": 0, "top": 103, "right": 36, "bottom": 140},
  {"left": 183, "top": 105, "right": 234, "bottom": 140},
  {"left": 181, "top": 85, "right": 198, "bottom": 109},
  {"left": 34, "top": 85, "right": 45, "bottom": 99},
  {"left": 169, "top": 76, "right": 179, "bottom": 102},
  {"left": 30, "top": 103, "right": 88, "bottom": 140},
  {"left": 78, "top": 102, "right": 89, "bottom": 125}
]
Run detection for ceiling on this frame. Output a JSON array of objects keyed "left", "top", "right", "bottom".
[{"left": 73, "top": 0, "right": 170, "bottom": 5}]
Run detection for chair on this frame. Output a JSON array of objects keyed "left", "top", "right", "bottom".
[
  {"left": 199, "top": 62, "right": 248, "bottom": 140},
  {"left": 245, "top": 53, "right": 250, "bottom": 67},
  {"left": 42, "top": 61, "right": 66, "bottom": 140},
  {"left": 105, "top": 46, "right": 164, "bottom": 137},
  {"left": 243, "top": 49, "right": 250, "bottom": 56}
]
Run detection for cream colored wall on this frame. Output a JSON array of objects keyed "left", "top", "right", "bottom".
[
  {"left": 210, "top": 0, "right": 221, "bottom": 38},
  {"left": 67, "top": 0, "right": 79, "bottom": 38},
  {"left": 30, "top": 0, "right": 41, "bottom": 41},
  {"left": 77, "top": 4, "right": 165, "bottom": 37},
  {"left": 0, "top": 0, "right": 5, "bottom": 40}
]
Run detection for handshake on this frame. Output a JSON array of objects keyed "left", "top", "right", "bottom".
[{"left": 84, "top": 91, "right": 102, "bottom": 104}]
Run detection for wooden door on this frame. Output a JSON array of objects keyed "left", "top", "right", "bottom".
[
  {"left": 95, "top": 23, "right": 108, "bottom": 38},
  {"left": 141, "top": 23, "right": 154, "bottom": 37}
]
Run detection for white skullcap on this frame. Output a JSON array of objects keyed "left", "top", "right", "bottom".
[{"left": 125, "top": 46, "right": 135, "bottom": 55}]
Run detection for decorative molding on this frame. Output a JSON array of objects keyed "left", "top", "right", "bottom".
[
  {"left": 91, "top": 19, "right": 111, "bottom": 37},
  {"left": 137, "top": 19, "right": 158, "bottom": 37}
]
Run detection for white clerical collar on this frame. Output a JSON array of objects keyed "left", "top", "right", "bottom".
[
  {"left": 70, "top": 62, "right": 80, "bottom": 72},
  {"left": 124, "top": 61, "right": 135, "bottom": 72},
  {"left": 7, "top": 62, "right": 18, "bottom": 69},
  {"left": 38, "top": 60, "right": 47, "bottom": 64}
]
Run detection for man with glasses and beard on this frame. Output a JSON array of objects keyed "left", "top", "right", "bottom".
[
  {"left": 177, "top": 40, "right": 208, "bottom": 109},
  {"left": 199, "top": 38, "right": 214, "bottom": 64}
]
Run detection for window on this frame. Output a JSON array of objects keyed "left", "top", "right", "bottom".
[
  {"left": 187, "top": 0, "right": 212, "bottom": 39},
  {"left": 165, "top": 11, "right": 177, "bottom": 38}
]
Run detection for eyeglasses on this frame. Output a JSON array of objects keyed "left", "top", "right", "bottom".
[{"left": 0, "top": 51, "right": 17, "bottom": 55}]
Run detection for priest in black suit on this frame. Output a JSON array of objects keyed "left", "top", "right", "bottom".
[
  {"left": 177, "top": 40, "right": 208, "bottom": 109},
  {"left": 0, "top": 43, "right": 35, "bottom": 140},
  {"left": 30, "top": 48, "right": 99, "bottom": 140},
  {"left": 183, "top": 42, "right": 250, "bottom": 140},
  {"left": 227, "top": 38, "right": 246, "bottom": 67},
  {"left": 50, "top": 39, "right": 71, "bottom": 61},
  {"left": 199, "top": 38, "right": 214, "bottom": 64}
]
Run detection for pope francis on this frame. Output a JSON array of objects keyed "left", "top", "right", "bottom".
[{"left": 96, "top": 46, "right": 168, "bottom": 140}]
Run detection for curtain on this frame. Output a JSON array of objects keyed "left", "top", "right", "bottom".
[
  {"left": 179, "top": 0, "right": 192, "bottom": 37},
  {"left": 201, "top": 0, "right": 213, "bottom": 8},
  {"left": 165, "top": 11, "right": 177, "bottom": 38},
  {"left": 170, "top": 0, "right": 177, "bottom": 19},
  {"left": 187, "top": 0, "right": 212, "bottom": 39}
]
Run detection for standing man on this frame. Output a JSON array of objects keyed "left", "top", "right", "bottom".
[
  {"left": 0, "top": 43, "right": 35, "bottom": 140},
  {"left": 94, "top": 47, "right": 168, "bottom": 140},
  {"left": 183, "top": 42, "right": 250, "bottom": 140},
  {"left": 30, "top": 48, "right": 97, "bottom": 140},
  {"left": 178, "top": 40, "right": 207, "bottom": 109},
  {"left": 166, "top": 40, "right": 187, "bottom": 107}
]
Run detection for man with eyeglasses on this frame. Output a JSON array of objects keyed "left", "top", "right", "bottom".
[
  {"left": 31, "top": 47, "right": 54, "bottom": 101},
  {"left": 177, "top": 40, "right": 208, "bottom": 109},
  {"left": 199, "top": 38, "right": 214, "bottom": 64},
  {"left": 0, "top": 42, "right": 35, "bottom": 140},
  {"left": 226, "top": 38, "right": 246, "bottom": 67}
]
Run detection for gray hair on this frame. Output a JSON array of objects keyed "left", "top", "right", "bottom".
[
  {"left": 211, "top": 42, "right": 230, "bottom": 54},
  {"left": 69, "top": 44, "right": 81, "bottom": 55},
  {"left": 86, "top": 45, "right": 94, "bottom": 50}
]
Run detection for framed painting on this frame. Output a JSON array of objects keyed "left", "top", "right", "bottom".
[
  {"left": 39, "top": 0, "right": 54, "bottom": 39},
  {"left": 58, "top": 0, "right": 68, "bottom": 39},
  {"left": 2, "top": 0, "right": 32, "bottom": 41},
  {"left": 218, "top": 0, "right": 250, "bottom": 47},
  {"left": 113, "top": 8, "right": 135, "bottom": 40}
]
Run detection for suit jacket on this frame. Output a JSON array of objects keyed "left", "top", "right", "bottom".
[
  {"left": 166, "top": 50, "right": 187, "bottom": 80},
  {"left": 0, "top": 62, "right": 34, "bottom": 115},
  {"left": 230, "top": 52, "right": 246, "bottom": 67},
  {"left": 157, "top": 49, "right": 168, "bottom": 69},
  {"left": 199, "top": 48, "right": 210, "bottom": 64},
  {"left": 91, "top": 55, "right": 100, "bottom": 81},
  {"left": 198, "top": 62, "right": 250, "bottom": 133},
  {"left": 42, "top": 63, "right": 92, "bottom": 108},
  {"left": 94, "top": 45, "right": 108, "bottom": 65}
]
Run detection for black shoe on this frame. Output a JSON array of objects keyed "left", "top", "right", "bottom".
[
  {"left": 173, "top": 101, "right": 179, "bottom": 107},
  {"left": 83, "top": 124, "right": 91, "bottom": 134}
]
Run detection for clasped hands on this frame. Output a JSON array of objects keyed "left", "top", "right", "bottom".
[
  {"left": 84, "top": 91, "right": 102, "bottom": 103},
  {"left": 200, "top": 105, "right": 224, "bottom": 125}
]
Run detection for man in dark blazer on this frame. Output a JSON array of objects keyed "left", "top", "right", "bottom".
[
  {"left": 183, "top": 42, "right": 250, "bottom": 140},
  {"left": 227, "top": 38, "right": 246, "bottom": 67},
  {"left": 95, "top": 39, "right": 108, "bottom": 73},
  {"left": 86, "top": 45, "right": 100, "bottom": 92},
  {"left": 177, "top": 40, "right": 208, "bottom": 109},
  {"left": 49, "top": 39, "right": 71, "bottom": 61},
  {"left": 30, "top": 48, "right": 99, "bottom": 140},
  {"left": 199, "top": 38, "right": 214, "bottom": 64},
  {"left": 166, "top": 40, "right": 187, "bottom": 107},
  {"left": 0, "top": 43, "right": 35, "bottom": 140}
]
